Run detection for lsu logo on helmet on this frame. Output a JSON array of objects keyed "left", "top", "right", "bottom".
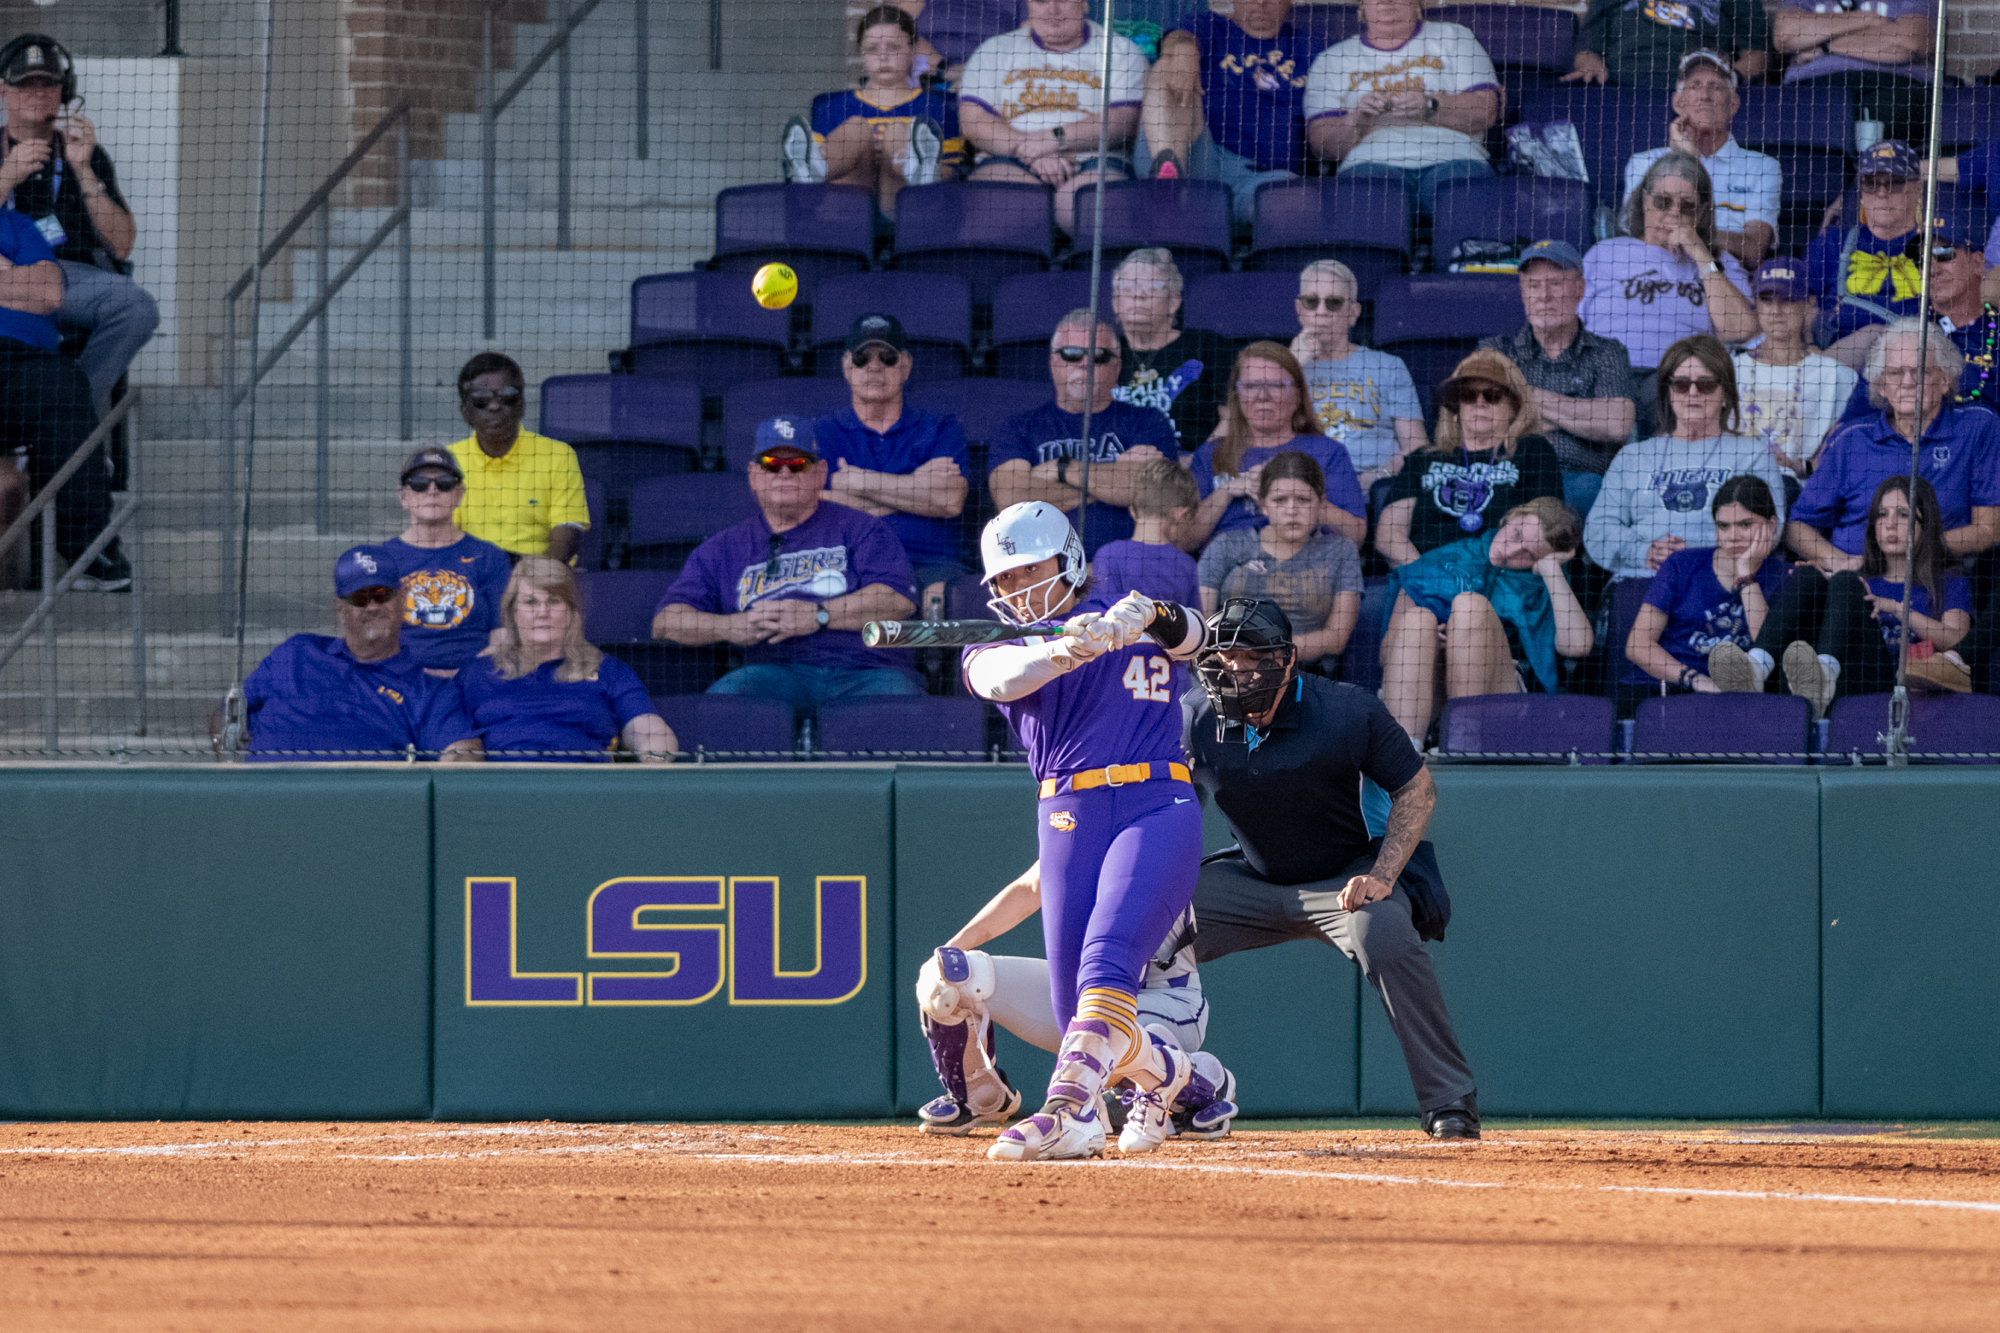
[
  {"left": 403, "top": 570, "right": 474, "bottom": 629},
  {"left": 1048, "top": 810, "right": 1076, "bottom": 832}
]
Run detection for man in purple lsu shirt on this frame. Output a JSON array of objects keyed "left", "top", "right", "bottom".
[{"left": 961, "top": 500, "right": 1207, "bottom": 1162}]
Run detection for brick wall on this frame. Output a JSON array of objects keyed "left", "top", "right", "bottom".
[{"left": 344, "top": 0, "right": 545, "bottom": 204}]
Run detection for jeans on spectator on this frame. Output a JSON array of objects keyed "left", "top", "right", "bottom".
[
  {"left": 1339, "top": 158, "right": 1493, "bottom": 219},
  {"left": 1752, "top": 566, "right": 1896, "bottom": 699},
  {"left": 1, "top": 337, "right": 108, "bottom": 563},
  {"left": 1562, "top": 470, "right": 1603, "bottom": 520},
  {"left": 707, "top": 661, "right": 926, "bottom": 717},
  {"left": 56, "top": 261, "right": 159, "bottom": 416},
  {"left": 1184, "top": 132, "right": 1296, "bottom": 227}
]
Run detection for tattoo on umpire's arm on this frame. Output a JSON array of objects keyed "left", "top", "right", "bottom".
[{"left": 1371, "top": 768, "right": 1436, "bottom": 889}]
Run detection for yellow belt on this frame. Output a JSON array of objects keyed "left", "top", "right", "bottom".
[{"left": 1039, "top": 761, "right": 1191, "bottom": 800}]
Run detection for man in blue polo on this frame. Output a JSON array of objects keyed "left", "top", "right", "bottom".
[
  {"left": 652, "top": 415, "right": 924, "bottom": 719},
  {"left": 229, "top": 545, "right": 484, "bottom": 761},
  {"left": 1788, "top": 318, "right": 2000, "bottom": 573},
  {"left": 814, "top": 312, "right": 971, "bottom": 611}
]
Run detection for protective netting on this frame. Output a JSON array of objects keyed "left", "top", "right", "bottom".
[{"left": 0, "top": 0, "right": 1993, "bottom": 763}]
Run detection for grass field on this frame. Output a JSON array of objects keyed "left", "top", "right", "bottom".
[{"left": 3, "top": 1118, "right": 1999, "bottom": 1330}]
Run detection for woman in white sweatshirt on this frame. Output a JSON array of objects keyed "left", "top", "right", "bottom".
[{"left": 1583, "top": 334, "right": 1788, "bottom": 583}]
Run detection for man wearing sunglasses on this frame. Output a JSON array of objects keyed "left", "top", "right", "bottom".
[
  {"left": 223, "top": 545, "right": 483, "bottom": 762},
  {"left": 653, "top": 416, "right": 925, "bottom": 718},
  {"left": 1829, "top": 208, "right": 1997, "bottom": 427},
  {"left": 1620, "top": 52, "right": 1778, "bottom": 269},
  {"left": 446, "top": 352, "right": 589, "bottom": 564},
  {"left": 813, "top": 312, "right": 972, "bottom": 607},
  {"left": 1808, "top": 140, "right": 1934, "bottom": 365},
  {"left": 988, "top": 311, "right": 1178, "bottom": 554},
  {"left": 381, "top": 448, "right": 513, "bottom": 677}
]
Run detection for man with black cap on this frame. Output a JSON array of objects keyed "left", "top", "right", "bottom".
[
  {"left": 813, "top": 312, "right": 972, "bottom": 607},
  {"left": 1184, "top": 597, "right": 1480, "bottom": 1139},
  {"left": 653, "top": 414, "right": 925, "bottom": 719},
  {"left": 221, "top": 545, "right": 484, "bottom": 762},
  {"left": 0, "top": 34, "right": 157, "bottom": 415},
  {"left": 381, "top": 447, "right": 514, "bottom": 676}
]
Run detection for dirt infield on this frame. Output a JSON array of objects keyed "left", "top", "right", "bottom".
[{"left": 2, "top": 1120, "right": 1998, "bottom": 1331}]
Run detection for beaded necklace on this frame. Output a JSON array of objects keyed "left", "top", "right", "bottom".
[{"left": 1947, "top": 302, "right": 2000, "bottom": 406}]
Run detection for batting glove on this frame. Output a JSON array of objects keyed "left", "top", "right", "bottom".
[
  {"left": 1104, "top": 591, "right": 1155, "bottom": 648},
  {"left": 1058, "top": 612, "right": 1116, "bottom": 665}
]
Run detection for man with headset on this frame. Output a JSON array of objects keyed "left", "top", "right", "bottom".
[{"left": 0, "top": 35, "right": 157, "bottom": 416}]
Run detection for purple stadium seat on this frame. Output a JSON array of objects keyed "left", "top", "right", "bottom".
[
  {"left": 575, "top": 478, "right": 606, "bottom": 571},
  {"left": 720, "top": 377, "right": 856, "bottom": 472},
  {"left": 627, "top": 473, "right": 757, "bottom": 547},
  {"left": 1936, "top": 85, "right": 2000, "bottom": 156},
  {"left": 1372, "top": 274, "right": 1526, "bottom": 421},
  {"left": 1732, "top": 85, "right": 1854, "bottom": 252},
  {"left": 628, "top": 272, "right": 790, "bottom": 393},
  {"left": 1305, "top": 4, "right": 1362, "bottom": 44},
  {"left": 1428, "top": 4, "right": 1575, "bottom": 70},
  {"left": 890, "top": 182, "right": 1054, "bottom": 303},
  {"left": 1065, "top": 180, "right": 1233, "bottom": 277},
  {"left": 818, "top": 696, "right": 988, "bottom": 758},
  {"left": 706, "top": 183, "right": 875, "bottom": 302},
  {"left": 907, "top": 378, "right": 1054, "bottom": 447},
  {"left": 1185, "top": 271, "right": 1301, "bottom": 342},
  {"left": 990, "top": 271, "right": 1114, "bottom": 379},
  {"left": 1246, "top": 177, "right": 1411, "bottom": 300},
  {"left": 578, "top": 569, "right": 676, "bottom": 643},
  {"left": 1338, "top": 576, "right": 1393, "bottom": 693},
  {"left": 652, "top": 694, "right": 796, "bottom": 761},
  {"left": 1823, "top": 693, "right": 2000, "bottom": 765},
  {"left": 943, "top": 570, "right": 999, "bottom": 621},
  {"left": 1432, "top": 176, "right": 1590, "bottom": 266},
  {"left": 540, "top": 375, "right": 700, "bottom": 505},
  {"left": 1438, "top": 693, "right": 1614, "bottom": 763},
  {"left": 810, "top": 272, "right": 973, "bottom": 379},
  {"left": 601, "top": 641, "right": 731, "bottom": 696},
  {"left": 1518, "top": 87, "right": 1674, "bottom": 211},
  {"left": 1630, "top": 693, "right": 1812, "bottom": 764},
  {"left": 917, "top": 0, "right": 1024, "bottom": 66}
]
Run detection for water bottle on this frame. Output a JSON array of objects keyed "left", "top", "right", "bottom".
[{"left": 1854, "top": 107, "right": 1883, "bottom": 154}]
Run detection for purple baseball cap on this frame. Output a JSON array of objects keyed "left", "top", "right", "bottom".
[
  {"left": 754, "top": 414, "right": 820, "bottom": 462},
  {"left": 1751, "top": 258, "right": 1808, "bottom": 301},
  {"left": 335, "top": 544, "right": 400, "bottom": 598},
  {"left": 1857, "top": 139, "right": 1920, "bottom": 182}
]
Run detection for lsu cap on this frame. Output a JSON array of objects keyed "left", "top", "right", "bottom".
[
  {"left": 1677, "top": 49, "right": 1738, "bottom": 87},
  {"left": 399, "top": 447, "right": 464, "bottom": 484},
  {"left": 1857, "top": 139, "right": 1920, "bottom": 182},
  {"left": 754, "top": 414, "right": 820, "bottom": 461},
  {"left": 1519, "top": 239, "right": 1583, "bottom": 272},
  {"left": 844, "top": 312, "right": 908, "bottom": 354},
  {"left": 335, "top": 544, "right": 400, "bottom": 598},
  {"left": 1751, "top": 258, "right": 1808, "bottom": 302}
]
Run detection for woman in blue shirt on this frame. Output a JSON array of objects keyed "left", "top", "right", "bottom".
[
  {"left": 457, "top": 557, "right": 679, "bottom": 761},
  {"left": 1623, "top": 474, "right": 1787, "bottom": 714}
]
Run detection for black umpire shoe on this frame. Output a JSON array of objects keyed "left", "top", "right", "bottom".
[{"left": 1423, "top": 1092, "right": 1480, "bottom": 1141}]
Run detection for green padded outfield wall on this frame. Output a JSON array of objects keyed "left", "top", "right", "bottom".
[
  {"left": 0, "top": 768, "right": 433, "bottom": 1118},
  {"left": 431, "top": 766, "right": 894, "bottom": 1120}
]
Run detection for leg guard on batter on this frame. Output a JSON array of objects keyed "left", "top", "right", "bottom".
[{"left": 1047, "top": 986, "right": 1180, "bottom": 1110}]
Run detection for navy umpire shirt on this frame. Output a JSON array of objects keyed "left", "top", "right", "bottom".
[{"left": 1183, "top": 673, "right": 1424, "bottom": 887}]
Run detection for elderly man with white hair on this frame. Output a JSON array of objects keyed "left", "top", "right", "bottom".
[
  {"left": 1108, "top": 248, "right": 1238, "bottom": 450},
  {"left": 1787, "top": 318, "right": 2000, "bottom": 575}
]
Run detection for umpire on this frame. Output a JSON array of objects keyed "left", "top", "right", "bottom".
[{"left": 1184, "top": 599, "right": 1479, "bottom": 1139}]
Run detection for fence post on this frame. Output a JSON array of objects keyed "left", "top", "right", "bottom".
[
  {"left": 482, "top": 3, "right": 498, "bottom": 341},
  {"left": 557, "top": 0, "right": 572, "bottom": 252},
  {"left": 41, "top": 493, "right": 56, "bottom": 754},
  {"left": 315, "top": 206, "right": 331, "bottom": 535},
  {"left": 129, "top": 396, "right": 146, "bottom": 737},
  {"left": 398, "top": 117, "right": 413, "bottom": 440},
  {"left": 635, "top": 0, "right": 649, "bottom": 159}
]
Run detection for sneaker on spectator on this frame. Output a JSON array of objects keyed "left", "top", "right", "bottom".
[
  {"left": 71, "top": 543, "right": 131, "bottom": 593},
  {"left": 1781, "top": 640, "right": 1837, "bottom": 719},
  {"left": 1707, "top": 642, "right": 1765, "bottom": 693},
  {"left": 1151, "top": 147, "right": 1182, "bottom": 181},
  {"left": 780, "top": 115, "right": 821, "bottom": 183},
  {"left": 908, "top": 116, "right": 944, "bottom": 186}
]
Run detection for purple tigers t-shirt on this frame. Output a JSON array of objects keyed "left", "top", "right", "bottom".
[
  {"left": 1629, "top": 546, "right": 1789, "bottom": 684},
  {"left": 1866, "top": 573, "right": 1973, "bottom": 653},
  {"left": 659, "top": 500, "right": 920, "bottom": 675},
  {"left": 964, "top": 591, "right": 1189, "bottom": 782}
]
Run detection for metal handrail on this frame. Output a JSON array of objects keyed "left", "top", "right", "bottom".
[{"left": 0, "top": 392, "right": 138, "bottom": 564}]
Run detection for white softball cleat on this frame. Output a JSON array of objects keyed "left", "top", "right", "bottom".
[
  {"left": 917, "top": 1075, "right": 1022, "bottom": 1137},
  {"left": 987, "top": 1102, "right": 1106, "bottom": 1162},
  {"left": 1117, "top": 1026, "right": 1193, "bottom": 1156}
]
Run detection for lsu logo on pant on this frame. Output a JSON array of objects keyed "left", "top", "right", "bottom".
[
  {"left": 1048, "top": 810, "right": 1076, "bottom": 832},
  {"left": 464, "top": 876, "right": 866, "bottom": 1007}
]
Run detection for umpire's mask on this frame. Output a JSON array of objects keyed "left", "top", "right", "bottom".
[{"left": 1195, "top": 598, "right": 1298, "bottom": 728}]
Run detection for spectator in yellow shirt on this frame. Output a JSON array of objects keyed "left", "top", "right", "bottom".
[{"left": 447, "top": 352, "right": 590, "bottom": 563}]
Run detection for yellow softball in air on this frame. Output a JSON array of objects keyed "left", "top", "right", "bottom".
[{"left": 751, "top": 263, "right": 799, "bottom": 310}]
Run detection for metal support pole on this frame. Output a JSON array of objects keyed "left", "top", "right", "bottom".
[
  {"left": 41, "top": 494, "right": 55, "bottom": 754},
  {"left": 315, "top": 206, "right": 331, "bottom": 535},
  {"left": 557, "top": 0, "right": 572, "bottom": 252},
  {"left": 160, "top": 0, "right": 184, "bottom": 56},
  {"left": 708, "top": 0, "right": 721, "bottom": 70},
  {"left": 398, "top": 119, "right": 413, "bottom": 439},
  {"left": 635, "top": 0, "right": 649, "bottom": 159},
  {"left": 482, "top": 4, "right": 498, "bottom": 341},
  {"left": 1071, "top": 0, "right": 1117, "bottom": 533},
  {"left": 129, "top": 397, "right": 146, "bottom": 737},
  {"left": 220, "top": 295, "right": 237, "bottom": 600}
]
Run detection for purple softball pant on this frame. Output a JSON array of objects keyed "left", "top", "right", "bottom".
[{"left": 1034, "top": 778, "right": 1204, "bottom": 1030}]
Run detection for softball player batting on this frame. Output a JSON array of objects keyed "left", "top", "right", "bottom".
[
  {"left": 963, "top": 501, "right": 1207, "bottom": 1162},
  {"left": 913, "top": 860, "right": 1238, "bottom": 1140}
]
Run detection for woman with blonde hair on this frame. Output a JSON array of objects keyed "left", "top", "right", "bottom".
[
  {"left": 1376, "top": 349, "right": 1566, "bottom": 566},
  {"left": 1183, "top": 341, "right": 1367, "bottom": 549},
  {"left": 457, "top": 556, "right": 679, "bottom": 761}
]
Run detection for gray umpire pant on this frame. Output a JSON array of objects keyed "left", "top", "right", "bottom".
[{"left": 1192, "top": 852, "right": 1476, "bottom": 1114}]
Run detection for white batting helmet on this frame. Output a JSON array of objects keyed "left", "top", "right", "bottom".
[{"left": 980, "top": 502, "right": 1087, "bottom": 626}]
